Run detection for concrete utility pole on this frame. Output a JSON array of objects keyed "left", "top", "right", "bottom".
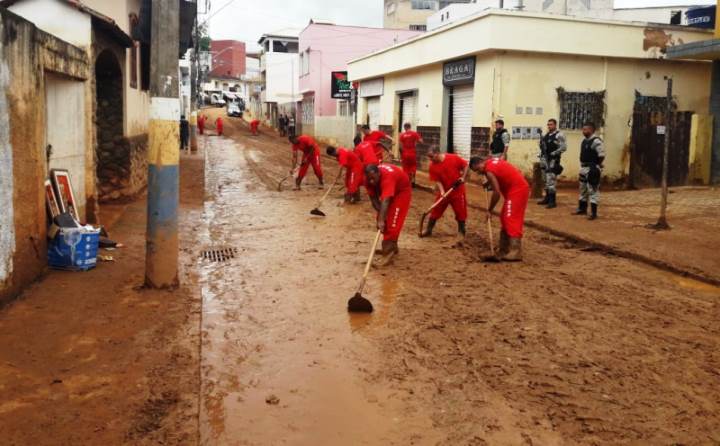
[
  {"left": 655, "top": 77, "right": 673, "bottom": 230},
  {"left": 146, "top": 0, "right": 180, "bottom": 288}
]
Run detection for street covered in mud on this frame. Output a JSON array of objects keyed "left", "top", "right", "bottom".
[
  {"left": 196, "top": 114, "right": 720, "bottom": 445},
  {"left": 1, "top": 114, "right": 719, "bottom": 445}
]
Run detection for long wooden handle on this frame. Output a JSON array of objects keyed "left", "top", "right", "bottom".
[
  {"left": 425, "top": 186, "right": 455, "bottom": 213},
  {"left": 314, "top": 169, "right": 343, "bottom": 208},
  {"left": 484, "top": 189, "right": 495, "bottom": 255},
  {"left": 357, "top": 230, "right": 383, "bottom": 294}
]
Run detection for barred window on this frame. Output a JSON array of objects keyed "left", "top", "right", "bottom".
[
  {"left": 557, "top": 88, "right": 605, "bottom": 130},
  {"left": 409, "top": 24, "right": 427, "bottom": 31}
]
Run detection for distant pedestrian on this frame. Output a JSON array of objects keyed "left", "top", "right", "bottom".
[
  {"left": 537, "top": 118, "right": 567, "bottom": 209},
  {"left": 288, "top": 115, "right": 296, "bottom": 136},
  {"left": 573, "top": 121, "right": 605, "bottom": 220},
  {"left": 215, "top": 116, "right": 224, "bottom": 136},
  {"left": 179, "top": 115, "right": 189, "bottom": 151},
  {"left": 278, "top": 114, "right": 287, "bottom": 137},
  {"left": 398, "top": 122, "right": 423, "bottom": 186},
  {"left": 490, "top": 119, "right": 510, "bottom": 159},
  {"left": 469, "top": 156, "right": 529, "bottom": 262}
]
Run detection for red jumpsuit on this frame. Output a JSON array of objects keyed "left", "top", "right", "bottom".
[
  {"left": 366, "top": 164, "right": 412, "bottom": 242},
  {"left": 484, "top": 158, "right": 530, "bottom": 238},
  {"left": 429, "top": 154, "right": 468, "bottom": 222},
  {"left": 354, "top": 141, "right": 379, "bottom": 166},
  {"left": 250, "top": 119, "right": 260, "bottom": 135},
  {"left": 337, "top": 148, "right": 364, "bottom": 194},
  {"left": 198, "top": 115, "right": 205, "bottom": 135},
  {"left": 364, "top": 130, "right": 389, "bottom": 162},
  {"left": 399, "top": 130, "right": 421, "bottom": 176},
  {"left": 292, "top": 135, "right": 323, "bottom": 182},
  {"left": 215, "top": 117, "right": 224, "bottom": 136}
]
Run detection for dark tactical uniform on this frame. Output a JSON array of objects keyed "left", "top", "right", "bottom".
[
  {"left": 490, "top": 128, "right": 511, "bottom": 158},
  {"left": 537, "top": 130, "right": 567, "bottom": 208},
  {"left": 576, "top": 135, "right": 605, "bottom": 219}
]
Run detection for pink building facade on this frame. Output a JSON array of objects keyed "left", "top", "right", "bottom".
[{"left": 297, "top": 22, "right": 420, "bottom": 144}]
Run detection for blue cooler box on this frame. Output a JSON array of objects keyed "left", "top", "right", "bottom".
[{"left": 48, "top": 227, "right": 101, "bottom": 271}]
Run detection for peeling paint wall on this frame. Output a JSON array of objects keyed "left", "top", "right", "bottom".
[{"left": 0, "top": 9, "right": 89, "bottom": 305}]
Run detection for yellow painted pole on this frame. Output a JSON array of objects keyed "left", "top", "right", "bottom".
[{"left": 716, "top": 0, "right": 720, "bottom": 38}]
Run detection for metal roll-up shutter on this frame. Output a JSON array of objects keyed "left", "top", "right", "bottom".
[
  {"left": 367, "top": 97, "right": 380, "bottom": 129},
  {"left": 401, "top": 94, "right": 417, "bottom": 128},
  {"left": 451, "top": 85, "right": 474, "bottom": 159}
]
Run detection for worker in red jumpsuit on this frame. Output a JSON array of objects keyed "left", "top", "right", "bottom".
[
  {"left": 215, "top": 116, "right": 224, "bottom": 136},
  {"left": 289, "top": 134, "right": 324, "bottom": 190},
  {"left": 398, "top": 122, "right": 423, "bottom": 186},
  {"left": 354, "top": 140, "right": 379, "bottom": 167},
  {"left": 422, "top": 147, "right": 469, "bottom": 238},
  {"left": 469, "top": 156, "right": 530, "bottom": 261},
  {"left": 361, "top": 125, "right": 393, "bottom": 162},
  {"left": 326, "top": 146, "right": 363, "bottom": 203},
  {"left": 250, "top": 119, "right": 260, "bottom": 136},
  {"left": 197, "top": 114, "right": 205, "bottom": 135},
  {"left": 364, "top": 163, "right": 412, "bottom": 266}
]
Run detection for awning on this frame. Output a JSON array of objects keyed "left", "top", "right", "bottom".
[{"left": 667, "top": 38, "right": 720, "bottom": 60}]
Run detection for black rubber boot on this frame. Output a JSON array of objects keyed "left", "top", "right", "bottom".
[
  {"left": 573, "top": 200, "right": 587, "bottom": 215},
  {"left": 546, "top": 191, "right": 557, "bottom": 209},
  {"left": 421, "top": 218, "right": 437, "bottom": 238},
  {"left": 588, "top": 203, "right": 598, "bottom": 220},
  {"left": 537, "top": 190, "right": 549, "bottom": 205},
  {"left": 457, "top": 221, "right": 466, "bottom": 237},
  {"left": 294, "top": 177, "right": 302, "bottom": 190}
]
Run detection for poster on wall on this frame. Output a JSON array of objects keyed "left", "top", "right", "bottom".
[
  {"left": 331, "top": 71, "right": 352, "bottom": 100},
  {"left": 51, "top": 169, "right": 79, "bottom": 222}
]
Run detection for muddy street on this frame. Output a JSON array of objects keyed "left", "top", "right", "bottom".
[{"left": 196, "top": 115, "right": 720, "bottom": 445}]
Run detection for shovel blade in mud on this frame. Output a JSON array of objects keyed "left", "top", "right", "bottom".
[
  {"left": 310, "top": 208, "right": 326, "bottom": 217},
  {"left": 347, "top": 293, "right": 373, "bottom": 313}
]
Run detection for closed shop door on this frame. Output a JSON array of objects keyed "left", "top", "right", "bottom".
[
  {"left": 400, "top": 93, "right": 417, "bottom": 128},
  {"left": 367, "top": 97, "right": 380, "bottom": 129},
  {"left": 451, "top": 85, "right": 474, "bottom": 159}
]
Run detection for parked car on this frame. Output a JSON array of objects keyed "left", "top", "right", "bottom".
[
  {"left": 210, "top": 93, "right": 226, "bottom": 107},
  {"left": 227, "top": 102, "right": 242, "bottom": 117}
]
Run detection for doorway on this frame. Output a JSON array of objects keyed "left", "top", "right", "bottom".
[{"left": 95, "top": 50, "right": 124, "bottom": 201}]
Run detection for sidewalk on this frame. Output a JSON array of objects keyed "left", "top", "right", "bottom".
[{"left": 416, "top": 170, "right": 720, "bottom": 285}]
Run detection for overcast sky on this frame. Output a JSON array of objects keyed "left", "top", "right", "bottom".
[{"left": 204, "top": 0, "right": 384, "bottom": 51}]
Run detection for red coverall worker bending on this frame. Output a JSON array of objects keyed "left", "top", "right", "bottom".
[
  {"left": 197, "top": 114, "right": 206, "bottom": 135},
  {"left": 326, "top": 146, "right": 364, "bottom": 203},
  {"left": 361, "top": 125, "right": 393, "bottom": 162},
  {"left": 215, "top": 117, "right": 224, "bottom": 136},
  {"left": 289, "top": 134, "right": 324, "bottom": 190},
  {"left": 364, "top": 164, "right": 412, "bottom": 266},
  {"left": 399, "top": 123, "right": 423, "bottom": 186},
  {"left": 422, "top": 148, "right": 469, "bottom": 238},
  {"left": 354, "top": 141, "right": 379, "bottom": 166},
  {"left": 469, "top": 156, "right": 530, "bottom": 261},
  {"left": 250, "top": 119, "right": 260, "bottom": 136}
]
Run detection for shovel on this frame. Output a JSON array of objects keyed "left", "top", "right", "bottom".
[
  {"left": 277, "top": 168, "right": 297, "bottom": 192},
  {"left": 418, "top": 186, "right": 455, "bottom": 237},
  {"left": 347, "top": 230, "right": 382, "bottom": 313},
  {"left": 482, "top": 188, "right": 501, "bottom": 263},
  {"left": 310, "top": 169, "right": 343, "bottom": 216}
]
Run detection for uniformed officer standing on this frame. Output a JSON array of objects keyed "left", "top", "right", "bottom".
[
  {"left": 537, "top": 118, "right": 567, "bottom": 209},
  {"left": 490, "top": 119, "right": 511, "bottom": 159},
  {"left": 574, "top": 121, "right": 605, "bottom": 220}
]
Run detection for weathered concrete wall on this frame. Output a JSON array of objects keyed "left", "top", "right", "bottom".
[
  {"left": 314, "top": 116, "right": 356, "bottom": 148},
  {"left": 689, "top": 114, "right": 713, "bottom": 185},
  {"left": 7, "top": 0, "right": 91, "bottom": 47},
  {"left": 0, "top": 9, "right": 89, "bottom": 305}
]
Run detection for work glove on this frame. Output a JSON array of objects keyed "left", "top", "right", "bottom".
[{"left": 451, "top": 178, "right": 464, "bottom": 189}]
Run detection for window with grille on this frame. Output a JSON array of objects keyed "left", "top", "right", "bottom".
[
  {"left": 338, "top": 100, "right": 351, "bottom": 117},
  {"left": 409, "top": 24, "right": 427, "bottom": 31},
  {"left": 411, "top": 0, "right": 438, "bottom": 10},
  {"left": 557, "top": 88, "right": 605, "bottom": 130}
]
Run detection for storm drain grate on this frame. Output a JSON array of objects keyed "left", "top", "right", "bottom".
[{"left": 201, "top": 247, "right": 239, "bottom": 262}]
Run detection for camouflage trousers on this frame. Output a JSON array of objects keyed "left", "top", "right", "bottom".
[
  {"left": 541, "top": 159, "right": 559, "bottom": 193},
  {"left": 578, "top": 166, "right": 600, "bottom": 205}
]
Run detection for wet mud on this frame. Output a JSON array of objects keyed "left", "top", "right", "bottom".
[{"left": 198, "top": 112, "right": 720, "bottom": 445}]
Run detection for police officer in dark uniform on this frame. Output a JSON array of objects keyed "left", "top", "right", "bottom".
[
  {"left": 490, "top": 119, "right": 510, "bottom": 159},
  {"left": 537, "top": 118, "right": 567, "bottom": 209},
  {"left": 574, "top": 121, "right": 605, "bottom": 220}
]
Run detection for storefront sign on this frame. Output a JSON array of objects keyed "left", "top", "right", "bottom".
[
  {"left": 331, "top": 71, "right": 352, "bottom": 99},
  {"left": 359, "top": 78, "right": 384, "bottom": 98},
  {"left": 443, "top": 57, "right": 476, "bottom": 86}
]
